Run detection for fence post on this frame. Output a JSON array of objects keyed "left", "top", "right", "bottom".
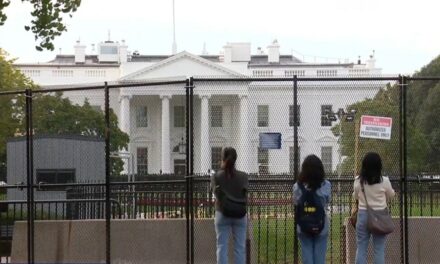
[
  {"left": 25, "top": 88, "right": 35, "bottom": 264},
  {"left": 104, "top": 82, "right": 111, "bottom": 264},
  {"left": 403, "top": 75, "right": 409, "bottom": 264},
  {"left": 293, "top": 76, "right": 299, "bottom": 264},
  {"left": 399, "top": 75, "right": 409, "bottom": 264},
  {"left": 398, "top": 75, "right": 404, "bottom": 264},
  {"left": 185, "top": 78, "right": 190, "bottom": 264},
  {"left": 185, "top": 77, "right": 195, "bottom": 264},
  {"left": 189, "top": 77, "right": 195, "bottom": 264}
]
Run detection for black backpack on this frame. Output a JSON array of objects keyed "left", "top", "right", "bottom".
[
  {"left": 295, "top": 183, "right": 326, "bottom": 236},
  {"left": 216, "top": 186, "right": 247, "bottom": 218}
]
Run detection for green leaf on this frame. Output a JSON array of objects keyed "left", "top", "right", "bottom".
[{"left": 0, "top": 0, "right": 81, "bottom": 51}]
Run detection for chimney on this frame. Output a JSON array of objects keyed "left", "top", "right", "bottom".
[
  {"left": 267, "top": 39, "right": 280, "bottom": 63},
  {"left": 223, "top": 42, "right": 251, "bottom": 63},
  {"left": 119, "top": 40, "right": 128, "bottom": 63},
  {"left": 366, "top": 50, "right": 376, "bottom": 69},
  {"left": 202, "top": 42, "right": 208, "bottom": 55},
  {"left": 74, "top": 40, "right": 86, "bottom": 64},
  {"left": 223, "top": 44, "right": 232, "bottom": 63}
]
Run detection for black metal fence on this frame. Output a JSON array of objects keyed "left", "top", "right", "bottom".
[{"left": 1, "top": 76, "right": 440, "bottom": 263}]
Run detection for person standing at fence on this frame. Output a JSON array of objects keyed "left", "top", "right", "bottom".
[
  {"left": 354, "top": 152, "right": 395, "bottom": 264},
  {"left": 293, "top": 155, "right": 331, "bottom": 264},
  {"left": 211, "top": 147, "right": 249, "bottom": 264}
]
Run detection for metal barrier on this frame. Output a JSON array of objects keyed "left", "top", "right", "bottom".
[{"left": 1, "top": 76, "right": 440, "bottom": 263}]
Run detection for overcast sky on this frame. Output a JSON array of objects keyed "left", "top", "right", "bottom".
[{"left": 0, "top": 0, "right": 439, "bottom": 74}]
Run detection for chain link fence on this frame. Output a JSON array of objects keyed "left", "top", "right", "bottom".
[{"left": 0, "top": 76, "right": 439, "bottom": 263}]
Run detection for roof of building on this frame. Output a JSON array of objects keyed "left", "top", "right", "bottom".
[
  {"left": 18, "top": 53, "right": 307, "bottom": 66},
  {"left": 15, "top": 55, "right": 118, "bottom": 67},
  {"left": 14, "top": 52, "right": 367, "bottom": 70},
  {"left": 249, "top": 55, "right": 302, "bottom": 65}
]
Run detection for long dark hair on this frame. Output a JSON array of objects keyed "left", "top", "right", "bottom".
[
  {"left": 299, "top": 155, "right": 325, "bottom": 190},
  {"left": 221, "top": 147, "right": 237, "bottom": 178},
  {"left": 360, "top": 152, "right": 383, "bottom": 185}
]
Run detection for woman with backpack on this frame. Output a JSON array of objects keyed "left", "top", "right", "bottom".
[
  {"left": 353, "top": 152, "right": 395, "bottom": 264},
  {"left": 293, "top": 154, "right": 331, "bottom": 264},
  {"left": 211, "top": 147, "right": 249, "bottom": 264}
]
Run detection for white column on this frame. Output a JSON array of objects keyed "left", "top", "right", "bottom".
[
  {"left": 119, "top": 94, "right": 132, "bottom": 174},
  {"left": 238, "top": 94, "right": 249, "bottom": 172},
  {"left": 161, "top": 94, "right": 172, "bottom": 174},
  {"left": 200, "top": 94, "right": 211, "bottom": 174},
  {"left": 119, "top": 95, "right": 131, "bottom": 134}
]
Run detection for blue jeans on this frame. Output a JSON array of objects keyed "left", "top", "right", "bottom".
[
  {"left": 298, "top": 231, "right": 328, "bottom": 264},
  {"left": 355, "top": 209, "right": 387, "bottom": 264},
  {"left": 214, "top": 211, "right": 247, "bottom": 264}
]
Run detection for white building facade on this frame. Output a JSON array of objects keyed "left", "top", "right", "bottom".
[{"left": 15, "top": 40, "right": 383, "bottom": 176}]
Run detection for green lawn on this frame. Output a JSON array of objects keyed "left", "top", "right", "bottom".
[
  {"left": 251, "top": 215, "right": 349, "bottom": 264},
  {"left": 249, "top": 202, "right": 440, "bottom": 264}
]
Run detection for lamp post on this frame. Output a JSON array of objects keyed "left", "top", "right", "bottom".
[{"left": 178, "top": 137, "right": 186, "bottom": 155}]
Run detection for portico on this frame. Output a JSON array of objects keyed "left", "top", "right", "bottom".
[{"left": 117, "top": 51, "right": 247, "bottom": 175}]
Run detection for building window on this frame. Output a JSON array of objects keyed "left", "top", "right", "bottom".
[
  {"left": 321, "top": 146, "right": 333, "bottom": 174},
  {"left": 137, "top": 148, "right": 148, "bottom": 175},
  {"left": 284, "top": 70, "right": 305, "bottom": 77},
  {"left": 36, "top": 169, "right": 75, "bottom": 191},
  {"left": 321, "top": 105, "right": 333, "bottom": 127},
  {"left": 258, "top": 148, "right": 269, "bottom": 175},
  {"left": 136, "top": 106, "right": 148, "bottom": 127},
  {"left": 257, "top": 105, "right": 269, "bottom": 127},
  {"left": 174, "top": 106, "right": 185, "bottom": 128},
  {"left": 289, "top": 105, "right": 301, "bottom": 127},
  {"left": 317, "top": 69, "right": 337, "bottom": 77},
  {"left": 211, "top": 106, "right": 223, "bottom": 127},
  {"left": 211, "top": 147, "right": 222, "bottom": 171},
  {"left": 289, "top": 147, "right": 301, "bottom": 174}
]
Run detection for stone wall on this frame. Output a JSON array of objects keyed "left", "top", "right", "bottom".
[
  {"left": 11, "top": 219, "right": 255, "bottom": 264},
  {"left": 345, "top": 217, "right": 440, "bottom": 263}
]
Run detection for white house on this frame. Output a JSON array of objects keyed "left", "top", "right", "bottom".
[{"left": 14, "top": 39, "right": 384, "bottom": 176}]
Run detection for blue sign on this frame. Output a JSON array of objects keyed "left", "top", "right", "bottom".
[{"left": 259, "top": 133, "right": 282, "bottom": 149}]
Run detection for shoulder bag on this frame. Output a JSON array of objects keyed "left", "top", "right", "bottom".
[{"left": 349, "top": 199, "right": 358, "bottom": 228}]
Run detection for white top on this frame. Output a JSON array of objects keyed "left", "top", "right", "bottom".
[{"left": 353, "top": 176, "right": 395, "bottom": 210}]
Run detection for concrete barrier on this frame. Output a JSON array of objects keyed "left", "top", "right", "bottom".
[
  {"left": 345, "top": 217, "right": 440, "bottom": 263},
  {"left": 11, "top": 219, "right": 255, "bottom": 264}
]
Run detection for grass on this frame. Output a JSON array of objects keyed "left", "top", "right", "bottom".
[
  {"left": 251, "top": 215, "right": 349, "bottom": 264},
  {"left": 249, "top": 202, "right": 440, "bottom": 264},
  {"left": 0, "top": 209, "right": 52, "bottom": 224}
]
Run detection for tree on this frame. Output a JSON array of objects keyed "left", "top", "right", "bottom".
[
  {"left": 0, "top": 49, "right": 34, "bottom": 167},
  {"left": 335, "top": 54, "right": 440, "bottom": 176},
  {"left": 0, "top": 49, "right": 129, "bottom": 176},
  {"left": 333, "top": 83, "right": 406, "bottom": 176},
  {"left": 0, "top": 0, "right": 81, "bottom": 51},
  {"left": 406, "top": 55, "right": 440, "bottom": 173}
]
